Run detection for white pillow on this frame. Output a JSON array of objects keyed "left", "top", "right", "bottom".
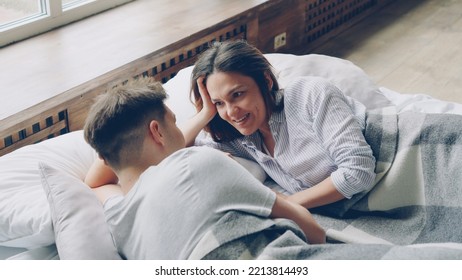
[
  {"left": 164, "top": 53, "right": 391, "bottom": 126},
  {"left": 265, "top": 53, "right": 391, "bottom": 109},
  {"left": 0, "top": 131, "right": 96, "bottom": 248},
  {"left": 39, "top": 162, "right": 121, "bottom": 260},
  {"left": 164, "top": 64, "right": 197, "bottom": 124}
]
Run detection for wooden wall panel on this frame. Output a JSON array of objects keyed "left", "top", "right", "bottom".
[
  {"left": 0, "top": 109, "right": 68, "bottom": 156},
  {"left": 302, "top": 0, "right": 385, "bottom": 52},
  {"left": 257, "top": 0, "right": 305, "bottom": 53},
  {"left": 257, "top": 0, "right": 395, "bottom": 54}
]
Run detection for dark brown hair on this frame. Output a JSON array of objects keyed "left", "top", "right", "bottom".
[{"left": 191, "top": 40, "right": 282, "bottom": 142}]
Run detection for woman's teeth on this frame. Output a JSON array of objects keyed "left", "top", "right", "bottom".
[{"left": 235, "top": 113, "right": 249, "bottom": 123}]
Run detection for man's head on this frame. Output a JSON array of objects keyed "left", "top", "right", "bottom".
[{"left": 84, "top": 77, "right": 185, "bottom": 172}]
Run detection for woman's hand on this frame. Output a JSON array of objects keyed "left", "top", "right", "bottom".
[
  {"left": 196, "top": 76, "right": 217, "bottom": 122},
  {"left": 179, "top": 76, "right": 217, "bottom": 146}
]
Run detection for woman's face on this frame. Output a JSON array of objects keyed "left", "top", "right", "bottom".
[{"left": 205, "top": 71, "right": 269, "bottom": 136}]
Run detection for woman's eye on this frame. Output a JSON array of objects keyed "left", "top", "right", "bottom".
[
  {"left": 214, "top": 101, "right": 223, "bottom": 107},
  {"left": 233, "top": 92, "right": 243, "bottom": 98}
]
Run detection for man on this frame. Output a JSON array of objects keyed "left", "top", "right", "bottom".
[{"left": 83, "top": 77, "right": 325, "bottom": 260}]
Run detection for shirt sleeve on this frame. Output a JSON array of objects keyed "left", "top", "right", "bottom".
[{"left": 290, "top": 77, "right": 376, "bottom": 198}]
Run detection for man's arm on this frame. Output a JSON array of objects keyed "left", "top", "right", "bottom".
[
  {"left": 85, "top": 158, "right": 118, "bottom": 188},
  {"left": 91, "top": 184, "right": 123, "bottom": 204},
  {"left": 270, "top": 193, "right": 326, "bottom": 244}
]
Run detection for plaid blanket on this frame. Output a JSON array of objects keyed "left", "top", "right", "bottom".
[
  {"left": 189, "top": 211, "right": 462, "bottom": 260},
  {"left": 312, "top": 106, "right": 462, "bottom": 246},
  {"left": 189, "top": 107, "right": 462, "bottom": 259}
]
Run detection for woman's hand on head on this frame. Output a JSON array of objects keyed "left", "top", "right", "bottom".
[
  {"left": 179, "top": 76, "right": 218, "bottom": 146},
  {"left": 197, "top": 76, "right": 217, "bottom": 122}
]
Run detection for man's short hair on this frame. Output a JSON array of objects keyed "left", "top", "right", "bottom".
[{"left": 84, "top": 77, "right": 167, "bottom": 170}]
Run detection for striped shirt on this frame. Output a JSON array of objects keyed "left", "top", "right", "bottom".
[{"left": 197, "top": 76, "right": 376, "bottom": 199}]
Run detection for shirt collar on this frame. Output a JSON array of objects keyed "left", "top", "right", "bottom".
[
  {"left": 269, "top": 89, "right": 285, "bottom": 125},
  {"left": 269, "top": 108, "right": 284, "bottom": 125},
  {"left": 240, "top": 132, "right": 262, "bottom": 149}
]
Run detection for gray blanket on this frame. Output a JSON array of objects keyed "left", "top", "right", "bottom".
[
  {"left": 313, "top": 106, "right": 462, "bottom": 246},
  {"left": 190, "top": 107, "right": 462, "bottom": 259},
  {"left": 189, "top": 211, "right": 462, "bottom": 260}
]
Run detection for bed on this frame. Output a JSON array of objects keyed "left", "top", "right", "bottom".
[{"left": 1, "top": 53, "right": 462, "bottom": 260}]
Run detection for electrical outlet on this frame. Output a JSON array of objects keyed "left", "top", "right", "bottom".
[{"left": 274, "top": 32, "right": 287, "bottom": 49}]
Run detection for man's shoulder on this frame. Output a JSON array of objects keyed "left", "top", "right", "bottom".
[
  {"left": 167, "top": 146, "right": 227, "bottom": 165},
  {"left": 138, "top": 147, "right": 225, "bottom": 191}
]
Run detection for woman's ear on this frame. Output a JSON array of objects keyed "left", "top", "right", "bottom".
[
  {"left": 264, "top": 71, "right": 274, "bottom": 91},
  {"left": 148, "top": 120, "right": 164, "bottom": 145}
]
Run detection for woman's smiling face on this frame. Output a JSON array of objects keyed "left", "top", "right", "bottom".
[{"left": 205, "top": 71, "right": 268, "bottom": 136}]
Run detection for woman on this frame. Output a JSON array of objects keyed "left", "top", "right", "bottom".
[{"left": 181, "top": 40, "right": 376, "bottom": 210}]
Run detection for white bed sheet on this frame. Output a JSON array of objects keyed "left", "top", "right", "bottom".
[{"left": 380, "top": 87, "right": 462, "bottom": 115}]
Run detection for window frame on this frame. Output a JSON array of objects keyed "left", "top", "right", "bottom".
[{"left": 0, "top": 0, "right": 134, "bottom": 47}]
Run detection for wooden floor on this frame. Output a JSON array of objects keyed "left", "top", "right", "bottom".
[{"left": 311, "top": 0, "right": 462, "bottom": 104}]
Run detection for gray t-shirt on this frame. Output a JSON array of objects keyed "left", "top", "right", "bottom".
[{"left": 104, "top": 146, "right": 276, "bottom": 260}]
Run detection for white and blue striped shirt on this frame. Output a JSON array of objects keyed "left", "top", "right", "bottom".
[{"left": 198, "top": 76, "right": 376, "bottom": 199}]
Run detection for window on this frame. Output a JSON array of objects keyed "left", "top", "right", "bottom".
[{"left": 0, "top": 0, "right": 134, "bottom": 47}]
